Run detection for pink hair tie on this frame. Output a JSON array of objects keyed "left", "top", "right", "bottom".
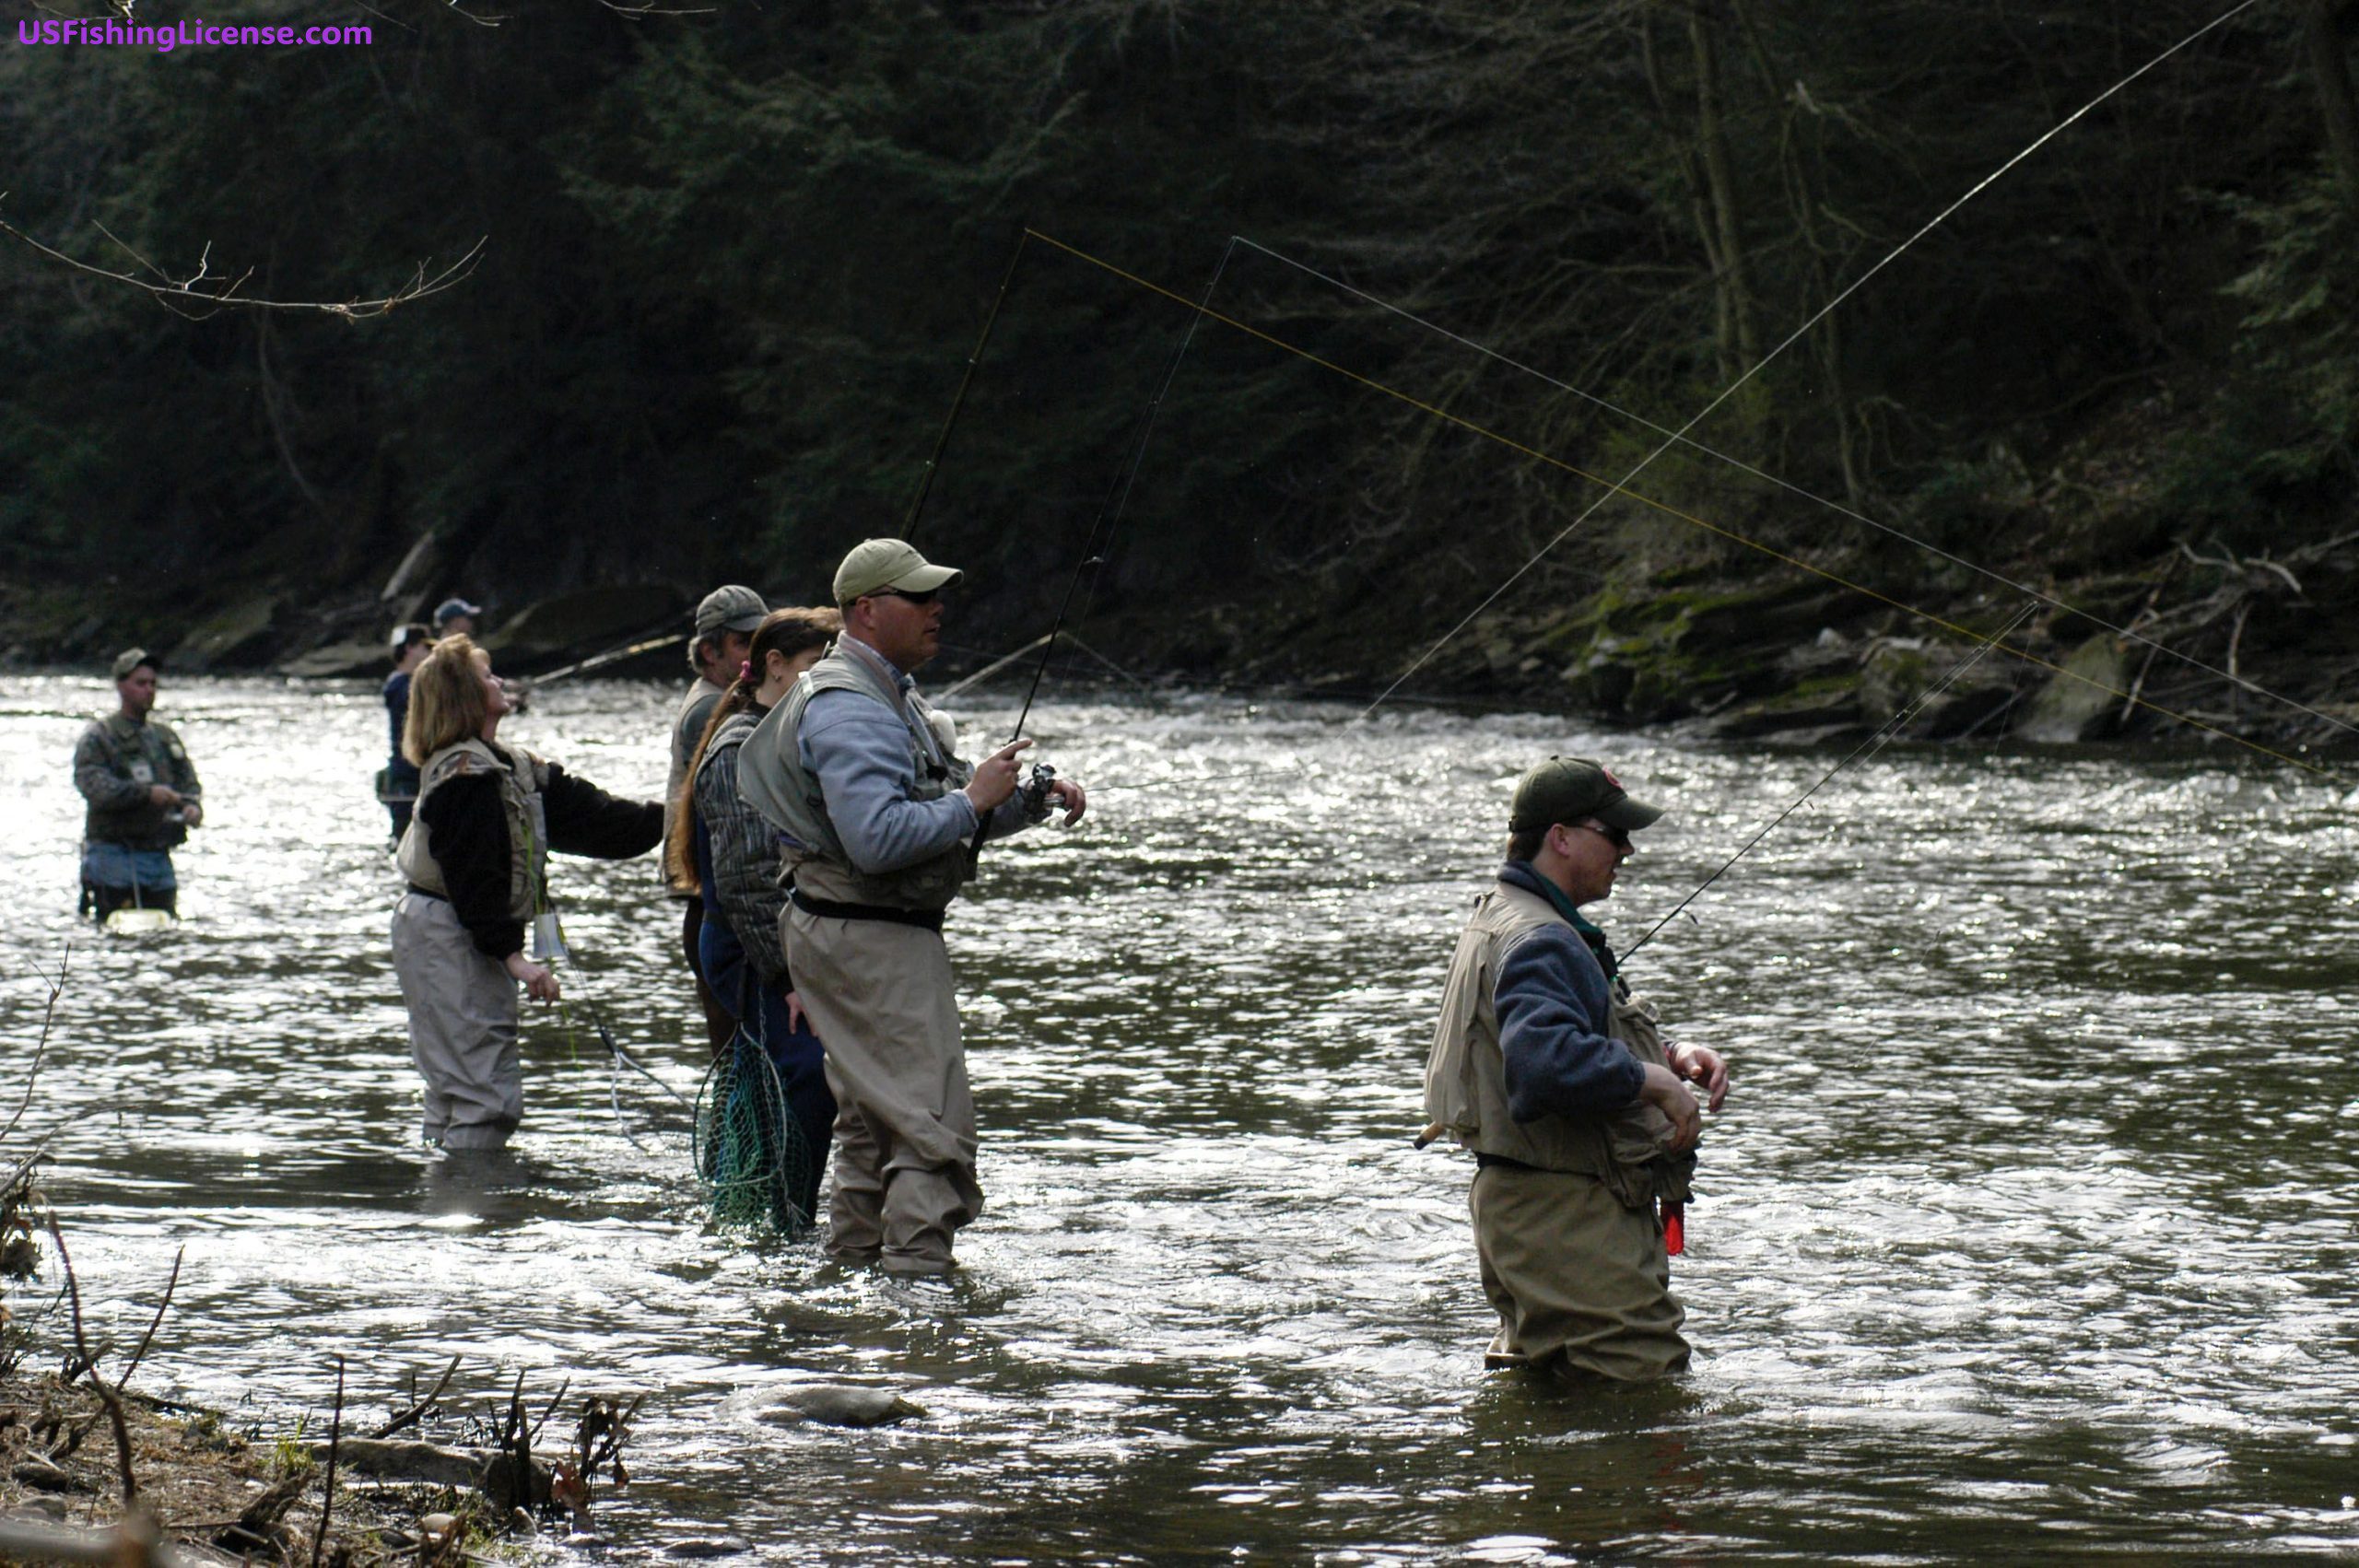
[{"left": 738, "top": 660, "right": 754, "bottom": 681}]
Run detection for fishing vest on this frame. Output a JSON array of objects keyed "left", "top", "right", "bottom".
[
  {"left": 745, "top": 639, "right": 973, "bottom": 913},
  {"left": 395, "top": 739, "right": 550, "bottom": 922},
  {"left": 80, "top": 714, "right": 194, "bottom": 850},
  {"left": 1423, "top": 879, "right": 1696, "bottom": 1212},
  {"left": 698, "top": 708, "right": 761, "bottom": 782}
]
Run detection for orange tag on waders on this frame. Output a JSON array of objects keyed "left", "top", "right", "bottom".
[{"left": 1662, "top": 1202, "right": 1685, "bottom": 1257}]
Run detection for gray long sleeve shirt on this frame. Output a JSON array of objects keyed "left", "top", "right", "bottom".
[{"left": 797, "top": 638, "right": 1029, "bottom": 876}]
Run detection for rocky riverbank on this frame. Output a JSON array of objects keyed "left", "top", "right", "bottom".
[
  {"left": 1086, "top": 538, "right": 2359, "bottom": 760},
  {"left": 0, "top": 1336, "right": 642, "bottom": 1566},
  {"left": 4, "top": 489, "right": 2353, "bottom": 757}
]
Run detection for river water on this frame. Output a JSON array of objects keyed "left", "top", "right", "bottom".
[{"left": 3, "top": 672, "right": 2356, "bottom": 1562}]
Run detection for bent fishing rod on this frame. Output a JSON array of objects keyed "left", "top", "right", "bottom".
[
  {"left": 902, "top": 228, "right": 1032, "bottom": 548},
  {"left": 922, "top": 236, "right": 1241, "bottom": 866},
  {"left": 1356, "top": 0, "right": 2271, "bottom": 719}
]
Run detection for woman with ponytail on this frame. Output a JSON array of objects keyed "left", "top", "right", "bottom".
[{"left": 673, "top": 606, "right": 841, "bottom": 1219}]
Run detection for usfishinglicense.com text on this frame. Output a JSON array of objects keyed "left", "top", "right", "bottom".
[{"left": 15, "top": 18, "right": 373, "bottom": 50}]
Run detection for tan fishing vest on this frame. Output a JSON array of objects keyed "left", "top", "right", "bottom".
[
  {"left": 395, "top": 739, "right": 551, "bottom": 921},
  {"left": 1423, "top": 879, "right": 1696, "bottom": 1211},
  {"left": 746, "top": 639, "right": 975, "bottom": 913}
]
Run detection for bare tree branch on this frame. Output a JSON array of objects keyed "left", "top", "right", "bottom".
[
  {"left": 373, "top": 1354, "right": 462, "bottom": 1439},
  {"left": 115, "top": 1244, "right": 185, "bottom": 1392},
  {"left": 311, "top": 1356, "right": 345, "bottom": 1568},
  {"left": 46, "top": 1217, "right": 137, "bottom": 1504},
  {"left": 0, "top": 204, "right": 485, "bottom": 321},
  {"left": 3, "top": 944, "right": 70, "bottom": 1144}
]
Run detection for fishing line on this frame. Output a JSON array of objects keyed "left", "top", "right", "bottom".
[
  {"left": 1003, "top": 235, "right": 1242, "bottom": 745},
  {"left": 960, "top": 240, "right": 1244, "bottom": 872},
  {"left": 1023, "top": 230, "right": 2340, "bottom": 781},
  {"left": 585, "top": 998, "right": 695, "bottom": 1107},
  {"left": 554, "top": 976, "right": 694, "bottom": 1156},
  {"left": 1358, "top": 0, "right": 2270, "bottom": 718},
  {"left": 903, "top": 228, "right": 1032, "bottom": 547},
  {"left": 1230, "top": 235, "right": 2352, "bottom": 742},
  {"left": 1621, "top": 602, "right": 2041, "bottom": 963}
]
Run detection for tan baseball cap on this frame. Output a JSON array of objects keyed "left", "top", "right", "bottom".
[
  {"left": 832, "top": 539, "right": 961, "bottom": 604},
  {"left": 111, "top": 648, "right": 158, "bottom": 681}
]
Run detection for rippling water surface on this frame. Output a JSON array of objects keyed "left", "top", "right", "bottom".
[{"left": 3, "top": 672, "right": 2356, "bottom": 1562}]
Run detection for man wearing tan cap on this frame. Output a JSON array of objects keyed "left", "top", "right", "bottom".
[
  {"left": 1422, "top": 755, "right": 1728, "bottom": 1381},
  {"left": 73, "top": 649, "right": 204, "bottom": 920},
  {"left": 666, "top": 584, "right": 770, "bottom": 1047},
  {"left": 739, "top": 539, "right": 1086, "bottom": 1276}
]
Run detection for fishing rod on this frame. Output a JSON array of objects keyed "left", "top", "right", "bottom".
[
  {"left": 957, "top": 238, "right": 1242, "bottom": 870},
  {"left": 903, "top": 228, "right": 1032, "bottom": 547},
  {"left": 527, "top": 620, "right": 685, "bottom": 690},
  {"left": 935, "top": 629, "right": 1153, "bottom": 702},
  {"left": 935, "top": 631, "right": 1056, "bottom": 703},
  {"left": 1620, "top": 602, "right": 2039, "bottom": 964},
  {"left": 1356, "top": 0, "right": 2271, "bottom": 720},
  {"left": 997, "top": 234, "right": 1241, "bottom": 748}
]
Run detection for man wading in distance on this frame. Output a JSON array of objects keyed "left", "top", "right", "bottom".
[
  {"left": 380, "top": 623, "right": 432, "bottom": 843},
  {"left": 739, "top": 538, "right": 1087, "bottom": 1277},
  {"left": 1423, "top": 756, "right": 1730, "bottom": 1381},
  {"left": 74, "top": 648, "right": 203, "bottom": 922}
]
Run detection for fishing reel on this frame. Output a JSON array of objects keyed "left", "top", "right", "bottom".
[{"left": 1017, "top": 762, "right": 1059, "bottom": 822}]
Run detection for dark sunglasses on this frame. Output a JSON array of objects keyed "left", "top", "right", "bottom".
[
  {"left": 867, "top": 587, "right": 942, "bottom": 605},
  {"left": 1572, "top": 821, "right": 1632, "bottom": 851}
]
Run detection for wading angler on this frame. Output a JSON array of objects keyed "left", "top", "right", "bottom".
[
  {"left": 390, "top": 636, "right": 663, "bottom": 1151},
  {"left": 741, "top": 539, "right": 1088, "bottom": 1276},
  {"left": 74, "top": 648, "right": 202, "bottom": 923},
  {"left": 1424, "top": 757, "right": 1730, "bottom": 1382}
]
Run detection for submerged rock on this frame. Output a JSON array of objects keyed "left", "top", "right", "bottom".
[
  {"left": 664, "top": 1535, "right": 755, "bottom": 1558},
  {"left": 757, "top": 1385, "right": 925, "bottom": 1429}
]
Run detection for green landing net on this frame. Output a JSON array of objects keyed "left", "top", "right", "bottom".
[{"left": 692, "top": 1029, "right": 816, "bottom": 1234}]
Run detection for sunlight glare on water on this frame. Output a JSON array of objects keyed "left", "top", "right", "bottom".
[{"left": 2, "top": 673, "right": 2356, "bottom": 1562}]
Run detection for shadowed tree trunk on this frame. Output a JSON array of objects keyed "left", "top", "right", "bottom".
[
  {"left": 2299, "top": 0, "right": 2359, "bottom": 221},
  {"left": 1687, "top": 0, "right": 1762, "bottom": 384}
]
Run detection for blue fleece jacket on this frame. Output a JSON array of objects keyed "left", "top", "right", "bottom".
[
  {"left": 1494, "top": 860, "right": 1646, "bottom": 1122},
  {"left": 797, "top": 637, "right": 1031, "bottom": 876}
]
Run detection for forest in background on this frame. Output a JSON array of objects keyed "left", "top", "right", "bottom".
[{"left": 1, "top": 0, "right": 2354, "bottom": 741}]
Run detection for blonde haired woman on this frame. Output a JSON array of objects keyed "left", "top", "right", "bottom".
[{"left": 393, "top": 635, "right": 662, "bottom": 1150}]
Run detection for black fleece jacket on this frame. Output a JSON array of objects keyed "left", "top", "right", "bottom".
[{"left": 415, "top": 744, "right": 662, "bottom": 958}]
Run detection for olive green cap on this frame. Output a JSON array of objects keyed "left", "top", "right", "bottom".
[
  {"left": 832, "top": 539, "right": 961, "bottom": 604},
  {"left": 1508, "top": 755, "right": 1662, "bottom": 833},
  {"left": 111, "top": 648, "right": 158, "bottom": 681}
]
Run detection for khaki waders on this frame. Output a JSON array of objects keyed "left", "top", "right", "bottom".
[
  {"left": 784, "top": 905, "right": 980, "bottom": 1273},
  {"left": 1470, "top": 1161, "right": 1689, "bottom": 1381},
  {"left": 391, "top": 893, "right": 523, "bottom": 1149}
]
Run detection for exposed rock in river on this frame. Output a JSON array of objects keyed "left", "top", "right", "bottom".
[{"left": 757, "top": 1384, "right": 925, "bottom": 1429}]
